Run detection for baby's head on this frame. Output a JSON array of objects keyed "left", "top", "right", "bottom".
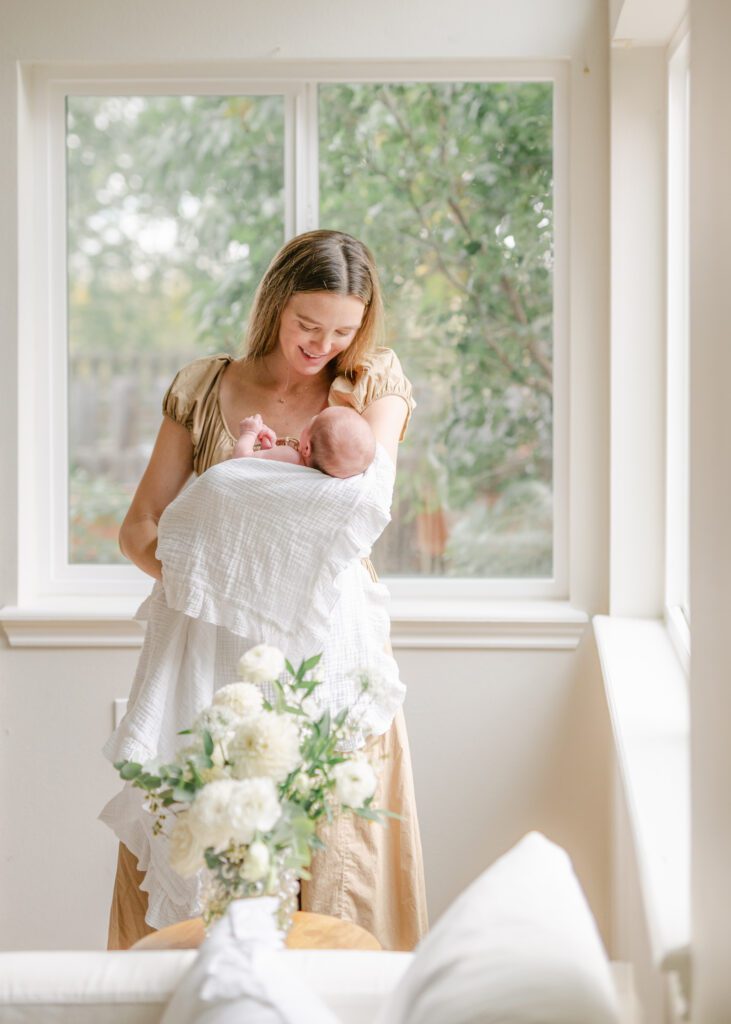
[{"left": 299, "top": 407, "right": 376, "bottom": 479}]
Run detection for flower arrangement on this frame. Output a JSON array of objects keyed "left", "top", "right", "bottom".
[{"left": 114, "top": 644, "right": 396, "bottom": 931}]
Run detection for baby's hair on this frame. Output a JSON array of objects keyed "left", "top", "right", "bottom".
[{"left": 309, "top": 407, "right": 376, "bottom": 479}]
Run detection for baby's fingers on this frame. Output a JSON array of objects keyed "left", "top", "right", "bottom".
[{"left": 258, "top": 425, "right": 277, "bottom": 450}]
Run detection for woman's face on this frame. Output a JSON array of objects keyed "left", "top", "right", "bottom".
[{"left": 277, "top": 291, "right": 366, "bottom": 375}]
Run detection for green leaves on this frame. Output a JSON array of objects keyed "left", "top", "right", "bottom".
[
  {"left": 117, "top": 761, "right": 142, "bottom": 781},
  {"left": 319, "top": 80, "right": 555, "bottom": 576}
]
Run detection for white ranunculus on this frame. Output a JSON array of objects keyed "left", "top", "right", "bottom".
[
  {"left": 237, "top": 644, "right": 286, "bottom": 685},
  {"left": 228, "top": 778, "right": 281, "bottom": 845},
  {"left": 229, "top": 712, "right": 301, "bottom": 783},
  {"left": 241, "top": 839, "right": 271, "bottom": 882},
  {"left": 169, "top": 813, "right": 205, "bottom": 878},
  {"left": 213, "top": 682, "right": 264, "bottom": 719},
  {"left": 194, "top": 704, "right": 239, "bottom": 742},
  {"left": 333, "top": 759, "right": 377, "bottom": 808},
  {"left": 187, "top": 779, "right": 237, "bottom": 852}
]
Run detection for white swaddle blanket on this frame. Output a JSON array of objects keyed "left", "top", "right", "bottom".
[{"left": 100, "top": 444, "right": 405, "bottom": 929}]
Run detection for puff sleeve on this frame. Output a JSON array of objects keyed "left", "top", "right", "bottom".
[
  {"left": 328, "top": 347, "right": 416, "bottom": 442},
  {"left": 161, "top": 355, "right": 230, "bottom": 436}
]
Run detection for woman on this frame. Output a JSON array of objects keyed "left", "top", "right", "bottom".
[{"left": 108, "top": 229, "right": 428, "bottom": 952}]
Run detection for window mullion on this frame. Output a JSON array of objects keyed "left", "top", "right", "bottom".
[{"left": 293, "top": 80, "right": 319, "bottom": 236}]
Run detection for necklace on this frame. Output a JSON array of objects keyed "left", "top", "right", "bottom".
[{"left": 263, "top": 355, "right": 319, "bottom": 405}]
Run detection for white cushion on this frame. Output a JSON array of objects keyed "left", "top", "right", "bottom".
[{"left": 376, "top": 832, "right": 621, "bottom": 1024}]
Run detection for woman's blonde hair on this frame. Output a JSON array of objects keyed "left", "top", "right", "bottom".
[{"left": 243, "top": 230, "right": 384, "bottom": 377}]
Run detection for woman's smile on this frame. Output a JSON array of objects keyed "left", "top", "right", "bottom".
[{"left": 298, "top": 345, "right": 330, "bottom": 363}]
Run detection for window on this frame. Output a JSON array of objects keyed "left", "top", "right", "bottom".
[
  {"left": 665, "top": 35, "right": 690, "bottom": 656},
  {"left": 21, "top": 62, "right": 568, "bottom": 602}
]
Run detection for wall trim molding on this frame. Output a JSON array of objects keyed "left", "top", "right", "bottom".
[{"left": 0, "top": 600, "right": 588, "bottom": 650}]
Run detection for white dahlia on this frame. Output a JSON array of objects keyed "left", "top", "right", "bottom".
[
  {"left": 228, "top": 778, "right": 281, "bottom": 845},
  {"left": 229, "top": 712, "right": 301, "bottom": 783},
  {"left": 187, "top": 779, "right": 237, "bottom": 852},
  {"left": 212, "top": 682, "right": 264, "bottom": 719}
]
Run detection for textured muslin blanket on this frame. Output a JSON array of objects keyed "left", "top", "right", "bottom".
[{"left": 100, "top": 444, "right": 405, "bottom": 929}]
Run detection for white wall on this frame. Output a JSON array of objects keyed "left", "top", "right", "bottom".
[
  {"left": 689, "top": 0, "right": 731, "bottom": 1019},
  {"left": 610, "top": 46, "right": 666, "bottom": 620},
  {"left": 0, "top": 0, "right": 612, "bottom": 950}
]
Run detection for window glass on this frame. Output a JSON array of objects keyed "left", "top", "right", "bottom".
[
  {"left": 65, "top": 83, "right": 555, "bottom": 579},
  {"left": 319, "top": 82, "right": 554, "bottom": 577},
  {"left": 66, "top": 94, "right": 285, "bottom": 563}
]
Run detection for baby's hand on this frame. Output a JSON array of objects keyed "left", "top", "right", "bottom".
[{"left": 238, "top": 414, "right": 276, "bottom": 450}]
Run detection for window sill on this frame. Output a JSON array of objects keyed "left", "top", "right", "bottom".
[
  {"left": 593, "top": 615, "right": 690, "bottom": 995},
  {"left": 1, "top": 598, "right": 588, "bottom": 649}
]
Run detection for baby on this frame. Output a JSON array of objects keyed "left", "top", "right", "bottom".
[{"left": 231, "top": 406, "right": 376, "bottom": 479}]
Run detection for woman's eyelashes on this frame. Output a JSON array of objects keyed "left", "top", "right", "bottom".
[{"left": 298, "top": 321, "right": 353, "bottom": 338}]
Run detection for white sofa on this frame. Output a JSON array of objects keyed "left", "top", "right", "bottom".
[
  {"left": 0, "top": 834, "right": 635, "bottom": 1024},
  {"left": 0, "top": 951, "right": 635, "bottom": 1024}
]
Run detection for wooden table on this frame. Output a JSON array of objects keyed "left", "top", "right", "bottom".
[{"left": 132, "top": 911, "right": 381, "bottom": 951}]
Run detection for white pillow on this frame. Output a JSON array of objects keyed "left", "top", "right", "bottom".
[{"left": 376, "top": 832, "right": 620, "bottom": 1024}]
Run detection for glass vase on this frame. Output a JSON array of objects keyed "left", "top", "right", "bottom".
[{"left": 201, "top": 848, "right": 300, "bottom": 937}]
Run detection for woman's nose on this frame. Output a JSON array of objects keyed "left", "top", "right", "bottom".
[{"left": 307, "top": 334, "right": 333, "bottom": 351}]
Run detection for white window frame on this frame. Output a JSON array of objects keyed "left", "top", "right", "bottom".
[
  {"left": 665, "top": 32, "right": 690, "bottom": 670},
  {"left": 17, "top": 59, "right": 570, "bottom": 609}
]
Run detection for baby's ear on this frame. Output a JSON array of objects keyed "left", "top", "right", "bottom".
[{"left": 300, "top": 440, "right": 311, "bottom": 459}]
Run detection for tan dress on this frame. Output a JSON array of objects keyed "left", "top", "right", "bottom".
[{"left": 107, "top": 349, "right": 429, "bottom": 952}]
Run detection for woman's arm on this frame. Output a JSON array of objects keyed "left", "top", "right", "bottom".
[
  {"left": 360, "top": 395, "right": 409, "bottom": 466},
  {"left": 119, "top": 416, "right": 195, "bottom": 580}
]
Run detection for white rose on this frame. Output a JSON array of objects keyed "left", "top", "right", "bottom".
[
  {"left": 169, "top": 813, "right": 205, "bottom": 878},
  {"left": 241, "top": 839, "right": 271, "bottom": 882},
  {"left": 229, "top": 712, "right": 301, "bottom": 783},
  {"left": 188, "top": 779, "right": 237, "bottom": 852},
  {"left": 237, "top": 644, "right": 286, "bottom": 685},
  {"left": 228, "top": 778, "right": 281, "bottom": 845},
  {"left": 213, "top": 682, "right": 264, "bottom": 719},
  {"left": 194, "top": 704, "right": 239, "bottom": 742},
  {"left": 333, "top": 759, "right": 377, "bottom": 808}
]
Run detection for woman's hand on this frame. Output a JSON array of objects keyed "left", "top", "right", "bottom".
[{"left": 119, "top": 416, "right": 195, "bottom": 579}]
